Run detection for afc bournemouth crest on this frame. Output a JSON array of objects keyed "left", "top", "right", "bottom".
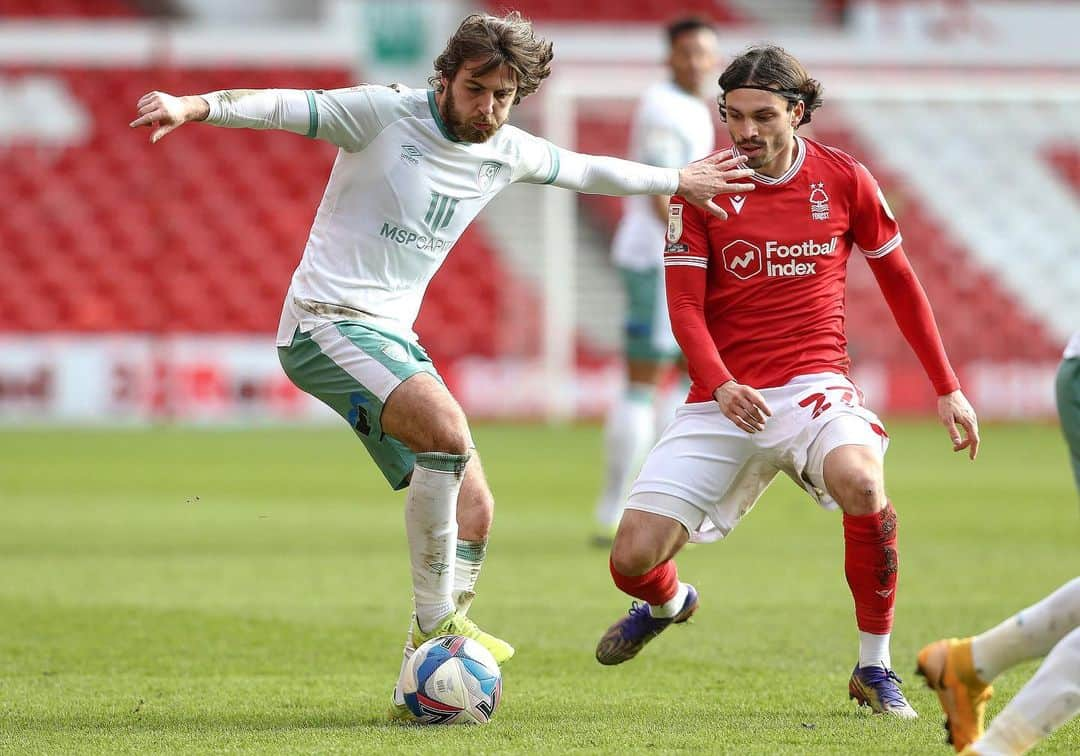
[
  {"left": 667, "top": 204, "right": 683, "bottom": 242},
  {"left": 478, "top": 160, "right": 504, "bottom": 192},
  {"left": 809, "top": 182, "right": 830, "bottom": 220}
]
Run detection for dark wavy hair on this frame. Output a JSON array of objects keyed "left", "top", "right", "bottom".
[
  {"left": 718, "top": 44, "right": 823, "bottom": 127},
  {"left": 430, "top": 12, "right": 554, "bottom": 105}
]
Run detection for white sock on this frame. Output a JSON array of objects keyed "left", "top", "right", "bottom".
[
  {"left": 406, "top": 451, "right": 469, "bottom": 633},
  {"left": 858, "top": 631, "right": 892, "bottom": 670},
  {"left": 972, "top": 577, "right": 1080, "bottom": 682},
  {"left": 595, "top": 383, "right": 655, "bottom": 530},
  {"left": 973, "top": 625, "right": 1080, "bottom": 756},
  {"left": 394, "top": 612, "right": 416, "bottom": 703},
  {"left": 453, "top": 538, "right": 486, "bottom": 615},
  {"left": 649, "top": 582, "right": 689, "bottom": 618},
  {"left": 655, "top": 374, "right": 690, "bottom": 433}
]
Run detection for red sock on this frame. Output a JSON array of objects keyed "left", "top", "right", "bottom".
[
  {"left": 842, "top": 502, "right": 898, "bottom": 635},
  {"left": 610, "top": 557, "right": 679, "bottom": 606}
]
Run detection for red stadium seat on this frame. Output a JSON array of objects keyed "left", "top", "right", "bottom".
[{"left": 0, "top": 65, "right": 549, "bottom": 362}]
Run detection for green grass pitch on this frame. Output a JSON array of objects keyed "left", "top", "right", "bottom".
[{"left": 1, "top": 420, "right": 1077, "bottom": 754}]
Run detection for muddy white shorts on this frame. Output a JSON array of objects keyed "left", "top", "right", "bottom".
[{"left": 626, "top": 372, "right": 889, "bottom": 542}]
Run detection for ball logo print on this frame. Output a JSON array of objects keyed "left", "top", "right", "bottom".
[{"left": 402, "top": 635, "right": 502, "bottom": 724}]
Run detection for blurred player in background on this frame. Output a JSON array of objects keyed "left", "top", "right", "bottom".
[
  {"left": 593, "top": 45, "right": 980, "bottom": 720},
  {"left": 1058, "top": 330, "right": 1080, "bottom": 494},
  {"left": 917, "top": 330, "right": 1080, "bottom": 755},
  {"left": 592, "top": 16, "right": 719, "bottom": 545},
  {"left": 129, "top": 11, "right": 754, "bottom": 720}
]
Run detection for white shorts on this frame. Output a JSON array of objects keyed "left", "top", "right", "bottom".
[{"left": 626, "top": 373, "right": 889, "bottom": 542}]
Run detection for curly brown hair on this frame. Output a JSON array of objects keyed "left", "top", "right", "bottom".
[
  {"left": 718, "top": 44, "right": 823, "bottom": 127},
  {"left": 430, "top": 12, "right": 554, "bottom": 105}
]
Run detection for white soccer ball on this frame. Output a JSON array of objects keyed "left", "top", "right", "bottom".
[{"left": 402, "top": 634, "right": 502, "bottom": 725}]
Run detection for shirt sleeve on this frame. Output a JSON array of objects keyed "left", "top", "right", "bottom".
[
  {"left": 866, "top": 245, "right": 960, "bottom": 395},
  {"left": 511, "top": 132, "right": 679, "bottom": 196},
  {"left": 202, "top": 85, "right": 390, "bottom": 152},
  {"left": 850, "top": 160, "right": 902, "bottom": 259},
  {"left": 663, "top": 196, "right": 735, "bottom": 394}
]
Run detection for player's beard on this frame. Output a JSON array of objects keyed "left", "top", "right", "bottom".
[
  {"left": 737, "top": 139, "right": 769, "bottom": 169},
  {"left": 442, "top": 87, "right": 501, "bottom": 144}
]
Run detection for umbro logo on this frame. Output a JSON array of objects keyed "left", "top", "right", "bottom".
[{"left": 400, "top": 144, "right": 422, "bottom": 165}]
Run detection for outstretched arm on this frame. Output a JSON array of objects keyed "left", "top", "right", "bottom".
[
  {"left": 549, "top": 148, "right": 754, "bottom": 219},
  {"left": 130, "top": 89, "right": 319, "bottom": 143},
  {"left": 130, "top": 87, "right": 384, "bottom": 151},
  {"left": 867, "top": 246, "right": 980, "bottom": 459}
]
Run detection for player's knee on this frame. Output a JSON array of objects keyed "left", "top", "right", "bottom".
[
  {"left": 418, "top": 422, "right": 472, "bottom": 456},
  {"left": 609, "top": 543, "right": 658, "bottom": 577},
  {"left": 832, "top": 468, "right": 885, "bottom": 515},
  {"left": 610, "top": 520, "right": 664, "bottom": 576}
]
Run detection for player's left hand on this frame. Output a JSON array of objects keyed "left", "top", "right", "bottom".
[
  {"left": 677, "top": 149, "right": 756, "bottom": 220},
  {"left": 937, "top": 389, "right": 979, "bottom": 460}
]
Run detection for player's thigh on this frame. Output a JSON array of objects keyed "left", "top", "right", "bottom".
[
  {"left": 805, "top": 414, "right": 889, "bottom": 516},
  {"left": 381, "top": 373, "right": 472, "bottom": 455},
  {"left": 620, "top": 266, "right": 679, "bottom": 365},
  {"left": 628, "top": 401, "right": 769, "bottom": 540},
  {"left": 277, "top": 320, "right": 440, "bottom": 489}
]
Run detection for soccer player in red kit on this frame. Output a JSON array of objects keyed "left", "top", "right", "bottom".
[{"left": 593, "top": 45, "right": 980, "bottom": 718}]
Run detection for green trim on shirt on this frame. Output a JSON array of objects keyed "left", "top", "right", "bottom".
[
  {"left": 543, "top": 143, "right": 560, "bottom": 185},
  {"left": 427, "top": 90, "right": 460, "bottom": 143},
  {"left": 304, "top": 91, "right": 319, "bottom": 138}
]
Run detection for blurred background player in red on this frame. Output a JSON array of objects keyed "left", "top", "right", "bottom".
[
  {"left": 592, "top": 16, "right": 719, "bottom": 545},
  {"left": 594, "top": 44, "right": 980, "bottom": 719}
]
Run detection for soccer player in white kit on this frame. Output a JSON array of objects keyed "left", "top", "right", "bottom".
[
  {"left": 917, "top": 331, "right": 1080, "bottom": 755},
  {"left": 593, "top": 17, "right": 718, "bottom": 544},
  {"left": 129, "top": 11, "right": 755, "bottom": 719},
  {"left": 592, "top": 45, "right": 981, "bottom": 719}
]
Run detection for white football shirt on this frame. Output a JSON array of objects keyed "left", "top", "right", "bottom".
[
  {"left": 612, "top": 81, "right": 714, "bottom": 271},
  {"left": 202, "top": 83, "right": 679, "bottom": 344},
  {"left": 1065, "top": 330, "right": 1080, "bottom": 359}
]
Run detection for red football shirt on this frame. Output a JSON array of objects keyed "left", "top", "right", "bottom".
[{"left": 665, "top": 136, "right": 905, "bottom": 401}]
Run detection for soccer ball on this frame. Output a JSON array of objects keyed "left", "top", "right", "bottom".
[{"left": 402, "top": 634, "right": 502, "bottom": 725}]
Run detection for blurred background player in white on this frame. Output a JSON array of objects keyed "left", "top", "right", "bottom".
[
  {"left": 917, "top": 330, "right": 1080, "bottom": 755},
  {"left": 593, "top": 44, "right": 981, "bottom": 720},
  {"left": 128, "top": 10, "right": 754, "bottom": 720},
  {"left": 593, "top": 16, "right": 719, "bottom": 545}
]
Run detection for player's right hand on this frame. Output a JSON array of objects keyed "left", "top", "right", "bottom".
[
  {"left": 129, "top": 92, "right": 209, "bottom": 143},
  {"left": 713, "top": 380, "right": 772, "bottom": 433},
  {"left": 677, "top": 149, "right": 756, "bottom": 220}
]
